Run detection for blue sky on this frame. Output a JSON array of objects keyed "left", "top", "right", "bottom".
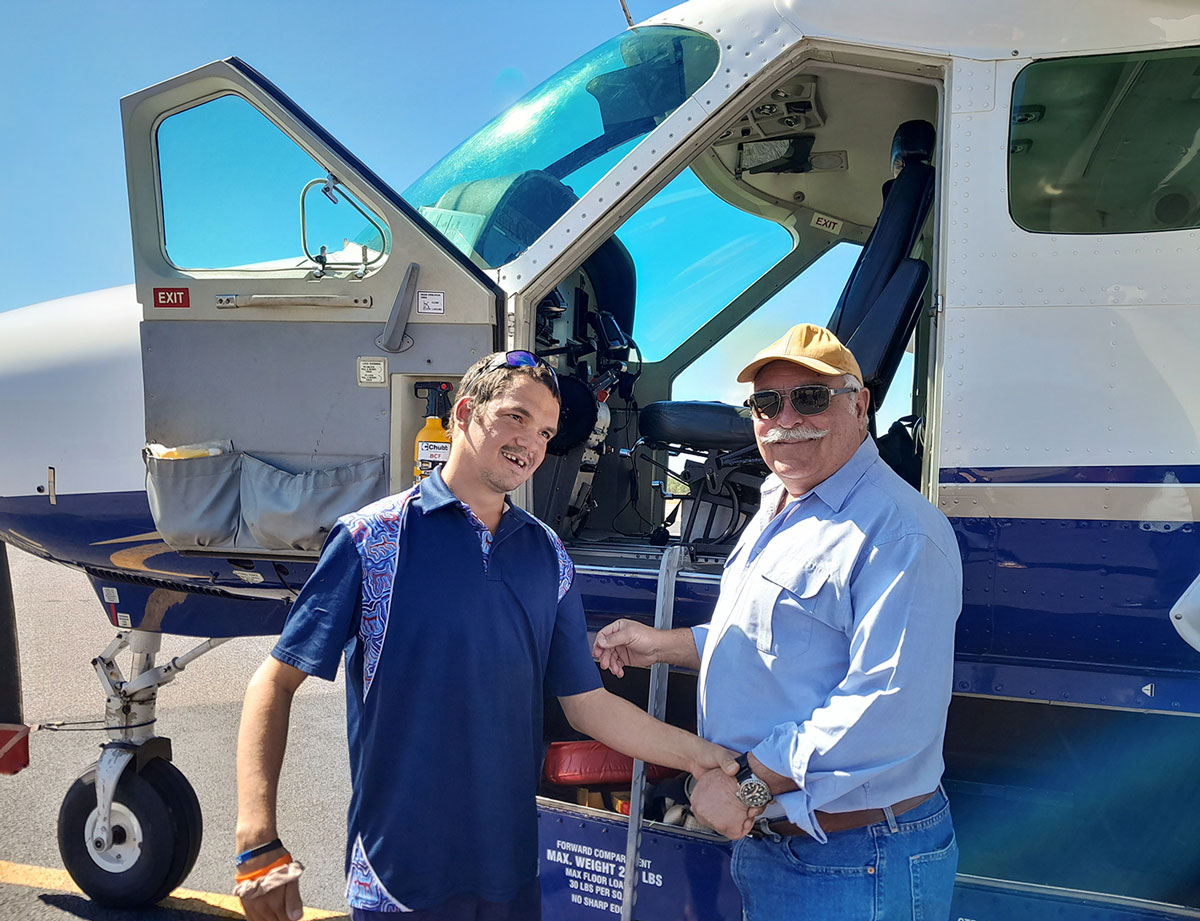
[
  {"left": 0, "top": 0, "right": 673, "bottom": 313},
  {"left": 0, "top": 2, "right": 908, "bottom": 420}
]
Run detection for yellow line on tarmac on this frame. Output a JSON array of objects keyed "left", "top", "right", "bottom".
[{"left": 0, "top": 860, "right": 348, "bottom": 919}]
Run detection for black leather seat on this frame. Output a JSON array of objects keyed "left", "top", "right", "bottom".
[
  {"left": 639, "top": 401, "right": 755, "bottom": 452},
  {"left": 828, "top": 120, "right": 936, "bottom": 413}
]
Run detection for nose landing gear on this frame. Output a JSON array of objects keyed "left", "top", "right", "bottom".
[{"left": 55, "top": 628, "right": 226, "bottom": 907}]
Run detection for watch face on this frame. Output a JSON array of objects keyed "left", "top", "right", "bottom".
[{"left": 738, "top": 778, "right": 771, "bottom": 808}]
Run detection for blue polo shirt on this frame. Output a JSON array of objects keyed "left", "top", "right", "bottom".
[{"left": 272, "top": 468, "right": 601, "bottom": 912}]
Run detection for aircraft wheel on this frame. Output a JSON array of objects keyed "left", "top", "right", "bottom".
[
  {"left": 146, "top": 758, "right": 204, "bottom": 892},
  {"left": 57, "top": 759, "right": 203, "bottom": 907}
]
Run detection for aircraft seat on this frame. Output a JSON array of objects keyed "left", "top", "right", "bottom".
[
  {"left": 639, "top": 400, "right": 754, "bottom": 453},
  {"left": 828, "top": 119, "right": 936, "bottom": 414},
  {"left": 635, "top": 401, "right": 763, "bottom": 544}
]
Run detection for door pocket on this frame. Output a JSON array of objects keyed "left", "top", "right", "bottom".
[
  {"left": 145, "top": 451, "right": 387, "bottom": 553},
  {"left": 145, "top": 451, "right": 242, "bottom": 549},
  {"left": 241, "top": 454, "right": 387, "bottom": 551}
]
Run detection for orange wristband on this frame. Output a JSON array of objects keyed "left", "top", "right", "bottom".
[{"left": 234, "top": 853, "right": 292, "bottom": 883}]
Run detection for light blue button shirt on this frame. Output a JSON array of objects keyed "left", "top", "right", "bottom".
[{"left": 693, "top": 437, "right": 962, "bottom": 842}]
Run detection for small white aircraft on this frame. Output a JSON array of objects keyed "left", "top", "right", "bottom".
[{"left": 4, "top": 0, "right": 1200, "bottom": 917}]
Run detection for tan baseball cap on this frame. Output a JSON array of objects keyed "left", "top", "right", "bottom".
[{"left": 736, "top": 323, "right": 863, "bottom": 384}]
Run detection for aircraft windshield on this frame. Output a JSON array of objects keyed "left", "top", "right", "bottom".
[{"left": 402, "top": 26, "right": 719, "bottom": 268}]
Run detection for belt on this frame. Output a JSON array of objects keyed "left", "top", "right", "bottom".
[{"left": 748, "top": 791, "right": 936, "bottom": 839}]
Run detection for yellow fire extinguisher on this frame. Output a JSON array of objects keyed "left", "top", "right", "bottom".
[{"left": 413, "top": 381, "right": 454, "bottom": 480}]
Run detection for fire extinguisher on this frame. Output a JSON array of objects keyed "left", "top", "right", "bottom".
[{"left": 413, "top": 381, "right": 454, "bottom": 480}]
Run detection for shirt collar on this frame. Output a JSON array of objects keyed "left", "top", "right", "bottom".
[
  {"left": 421, "top": 467, "right": 524, "bottom": 524},
  {"left": 418, "top": 467, "right": 460, "bottom": 512},
  {"left": 762, "top": 436, "right": 880, "bottom": 515}
]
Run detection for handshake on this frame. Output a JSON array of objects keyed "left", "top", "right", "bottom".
[
  {"left": 592, "top": 618, "right": 770, "bottom": 841},
  {"left": 684, "top": 765, "right": 767, "bottom": 840}
]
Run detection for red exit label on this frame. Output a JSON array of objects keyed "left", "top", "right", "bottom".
[{"left": 153, "top": 287, "right": 190, "bottom": 308}]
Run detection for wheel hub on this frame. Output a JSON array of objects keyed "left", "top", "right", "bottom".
[{"left": 84, "top": 802, "right": 142, "bottom": 872}]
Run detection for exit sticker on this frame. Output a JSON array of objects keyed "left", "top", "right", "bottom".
[
  {"left": 810, "top": 212, "right": 843, "bottom": 235},
  {"left": 153, "top": 287, "right": 190, "bottom": 308}
]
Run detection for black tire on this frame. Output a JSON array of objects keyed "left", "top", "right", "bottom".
[
  {"left": 142, "top": 759, "right": 203, "bottom": 893},
  {"left": 57, "top": 758, "right": 202, "bottom": 908}
]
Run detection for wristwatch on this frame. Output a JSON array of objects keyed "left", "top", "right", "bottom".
[{"left": 734, "top": 753, "right": 772, "bottom": 808}]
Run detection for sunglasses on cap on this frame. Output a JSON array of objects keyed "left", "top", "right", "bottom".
[
  {"left": 744, "top": 384, "right": 858, "bottom": 420},
  {"left": 479, "top": 350, "right": 559, "bottom": 396}
]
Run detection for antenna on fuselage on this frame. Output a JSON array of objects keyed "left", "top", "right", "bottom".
[{"left": 618, "top": 0, "right": 634, "bottom": 27}]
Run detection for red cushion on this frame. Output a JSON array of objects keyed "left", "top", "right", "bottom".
[{"left": 543, "top": 740, "right": 676, "bottom": 785}]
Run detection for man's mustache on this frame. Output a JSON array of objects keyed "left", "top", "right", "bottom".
[{"left": 760, "top": 425, "right": 829, "bottom": 444}]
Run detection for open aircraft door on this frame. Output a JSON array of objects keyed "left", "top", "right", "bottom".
[{"left": 123, "top": 59, "right": 500, "bottom": 559}]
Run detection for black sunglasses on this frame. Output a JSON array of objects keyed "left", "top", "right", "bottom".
[
  {"left": 480, "top": 350, "right": 559, "bottom": 396},
  {"left": 744, "top": 384, "right": 858, "bottom": 420}
]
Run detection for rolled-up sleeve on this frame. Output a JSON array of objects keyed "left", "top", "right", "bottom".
[{"left": 750, "top": 533, "right": 961, "bottom": 841}]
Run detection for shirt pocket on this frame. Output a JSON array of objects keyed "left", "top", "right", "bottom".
[{"left": 757, "top": 563, "right": 835, "bottom": 657}]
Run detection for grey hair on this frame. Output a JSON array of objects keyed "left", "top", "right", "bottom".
[{"left": 843, "top": 373, "right": 862, "bottom": 415}]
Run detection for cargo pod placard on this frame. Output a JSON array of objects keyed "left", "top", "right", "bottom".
[{"left": 536, "top": 800, "right": 742, "bottom": 920}]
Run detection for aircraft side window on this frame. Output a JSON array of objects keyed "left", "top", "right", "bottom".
[
  {"left": 622, "top": 167, "right": 794, "bottom": 361},
  {"left": 156, "top": 94, "right": 390, "bottom": 271},
  {"left": 1009, "top": 47, "right": 1200, "bottom": 235},
  {"left": 671, "top": 243, "right": 860, "bottom": 404}
]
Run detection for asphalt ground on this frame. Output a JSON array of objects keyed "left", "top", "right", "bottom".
[{"left": 0, "top": 548, "right": 353, "bottom": 920}]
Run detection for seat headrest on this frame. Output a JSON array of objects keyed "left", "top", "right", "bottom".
[
  {"left": 640, "top": 401, "right": 755, "bottom": 452},
  {"left": 891, "top": 120, "right": 936, "bottom": 171}
]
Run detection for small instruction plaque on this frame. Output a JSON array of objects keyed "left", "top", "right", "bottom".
[
  {"left": 416, "top": 291, "right": 445, "bottom": 315},
  {"left": 357, "top": 356, "right": 388, "bottom": 387}
]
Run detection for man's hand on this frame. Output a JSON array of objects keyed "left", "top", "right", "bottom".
[
  {"left": 239, "top": 878, "right": 303, "bottom": 921},
  {"left": 692, "top": 740, "right": 741, "bottom": 779},
  {"left": 236, "top": 845, "right": 303, "bottom": 921},
  {"left": 592, "top": 619, "right": 661, "bottom": 676},
  {"left": 689, "top": 767, "right": 762, "bottom": 840}
]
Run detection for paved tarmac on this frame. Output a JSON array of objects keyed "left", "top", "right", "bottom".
[{"left": 0, "top": 548, "right": 352, "bottom": 919}]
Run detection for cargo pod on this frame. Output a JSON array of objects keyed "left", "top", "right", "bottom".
[{"left": 123, "top": 58, "right": 501, "bottom": 558}]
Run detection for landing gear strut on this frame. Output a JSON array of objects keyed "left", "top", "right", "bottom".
[{"left": 57, "top": 629, "right": 227, "bottom": 907}]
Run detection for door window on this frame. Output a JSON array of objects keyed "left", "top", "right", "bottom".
[{"left": 157, "top": 94, "right": 389, "bottom": 270}]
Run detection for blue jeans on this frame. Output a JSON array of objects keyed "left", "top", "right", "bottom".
[{"left": 730, "top": 789, "right": 958, "bottom": 921}]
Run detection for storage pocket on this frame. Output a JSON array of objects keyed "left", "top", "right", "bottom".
[
  {"left": 240, "top": 454, "right": 387, "bottom": 551},
  {"left": 758, "top": 564, "right": 833, "bottom": 656},
  {"left": 145, "top": 451, "right": 242, "bottom": 549},
  {"left": 910, "top": 832, "right": 959, "bottom": 921}
]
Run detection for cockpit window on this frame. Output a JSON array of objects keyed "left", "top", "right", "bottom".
[
  {"left": 1009, "top": 47, "right": 1200, "bottom": 234},
  {"left": 622, "top": 167, "right": 794, "bottom": 360},
  {"left": 402, "top": 26, "right": 719, "bottom": 268}
]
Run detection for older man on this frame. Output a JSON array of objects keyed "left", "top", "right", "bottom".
[
  {"left": 594, "top": 324, "right": 963, "bottom": 921},
  {"left": 235, "top": 351, "right": 742, "bottom": 921}
]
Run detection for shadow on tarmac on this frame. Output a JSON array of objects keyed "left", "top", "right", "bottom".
[{"left": 39, "top": 892, "right": 240, "bottom": 919}]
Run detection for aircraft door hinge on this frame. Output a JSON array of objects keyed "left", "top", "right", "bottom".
[{"left": 321, "top": 172, "right": 339, "bottom": 204}]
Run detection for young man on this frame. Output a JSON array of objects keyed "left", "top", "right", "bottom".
[
  {"left": 595, "top": 325, "right": 963, "bottom": 921},
  {"left": 234, "top": 351, "right": 748, "bottom": 921}
]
